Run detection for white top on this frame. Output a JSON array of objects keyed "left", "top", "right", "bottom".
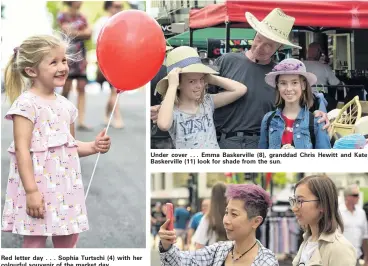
[
  {"left": 299, "top": 238, "right": 318, "bottom": 265},
  {"left": 192, "top": 216, "right": 217, "bottom": 246},
  {"left": 92, "top": 16, "right": 109, "bottom": 44},
  {"left": 303, "top": 60, "right": 340, "bottom": 88},
  {"left": 339, "top": 204, "right": 368, "bottom": 258}
]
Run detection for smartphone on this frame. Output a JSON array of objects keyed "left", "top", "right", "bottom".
[{"left": 165, "top": 203, "right": 174, "bottom": 231}]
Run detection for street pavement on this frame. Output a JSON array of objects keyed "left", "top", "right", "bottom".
[{"left": 1, "top": 85, "right": 146, "bottom": 248}]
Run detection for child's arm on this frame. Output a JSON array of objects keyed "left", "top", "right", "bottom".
[
  {"left": 157, "top": 68, "right": 181, "bottom": 131},
  {"left": 70, "top": 124, "right": 111, "bottom": 157},
  {"left": 208, "top": 75, "right": 247, "bottom": 109},
  {"left": 13, "top": 116, "right": 44, "bottom": 218}
]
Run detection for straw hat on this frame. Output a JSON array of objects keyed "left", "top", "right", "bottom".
[
  {"left": 265, "top": 58, "right": 317, "bottom": 88},
  {"left": 245, "top": 8, "right": 301, "bottom": 49},
  {"left": 155, "top": 46, "right": 218, "bottom": 96}
]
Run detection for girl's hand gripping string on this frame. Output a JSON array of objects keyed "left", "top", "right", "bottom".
[{"left": 93, "top": 128, "right": 111, "bottom": 154}]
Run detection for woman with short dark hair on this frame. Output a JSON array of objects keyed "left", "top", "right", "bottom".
[{"left": 158, "top": 184, "right": 278, "bottom": 266}]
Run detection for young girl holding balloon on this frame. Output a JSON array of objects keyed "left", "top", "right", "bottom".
[
  {"left": 156, "top": 46, "right": 247, "bottom": 149},
  {"left": 1, "top": 34, "right": 111, "bottom": 248}
]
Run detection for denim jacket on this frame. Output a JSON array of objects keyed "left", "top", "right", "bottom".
[{"left": 259, "top": 106, "right": 331, "bottom": 149}]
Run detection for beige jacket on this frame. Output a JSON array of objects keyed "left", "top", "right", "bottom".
[{"left": 292, "top": 229, "right": 356, "bottom": 266}]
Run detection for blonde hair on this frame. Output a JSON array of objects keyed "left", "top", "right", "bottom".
[{"left": 4, "top": 34, "right": 70, "bottom": 103}]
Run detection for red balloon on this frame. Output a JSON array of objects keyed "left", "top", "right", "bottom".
[{"left": 97, "top": 10, "right": 166, "bottom": 91}]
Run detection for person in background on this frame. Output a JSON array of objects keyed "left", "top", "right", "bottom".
[
  {"left": 151, "top": 202, "right": 166, "bottom": 248},
  {"left": 93, "top": 1, "right": 124, "bottom": 129},
  {"left": 193, "top": 182, "right": 227, "bottom": 249},
  {"left": 174, "top": 200, "right": 191, "bottom": 250},
  {"left": 186, "top": 199, "right": 210, "bottom": 249},
  {"left": 291, "top": 175, "right": 356, "bottom": 266},
  {"left": 340, "top": 184, "right": 368, "bottom": 266},
  {"left": 303, "top": 42, "right": 341, "bottom": 111},
  {"left": 57, "top": 1, "right": 92, "bottom": 131}
]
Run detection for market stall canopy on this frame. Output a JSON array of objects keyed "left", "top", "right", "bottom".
[
  {"left": 189, "top": 1, "right": 368, "bottom": 30},
  {"left": 167, "top": 27, "right": 256, "bottom": 49}
]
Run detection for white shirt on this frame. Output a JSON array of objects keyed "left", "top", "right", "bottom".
[
  {"left": 299, "top": 238, "right": 318, "bottom": 265},
  {"left": 339, "top": 204, "right": 368, "bottom": 258},
  {"left": 303, "top": 60, "right": 340, "bottom": 87},
  {"left": 192, "top": 216, "right": 217, "bottom": 246},
  {"left": 92, "top": 16, "right": 110, "bottom": 44}
]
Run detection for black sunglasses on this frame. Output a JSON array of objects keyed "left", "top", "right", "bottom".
[{"left": 350, "top": 194, "right": 360, "bottom": 197}]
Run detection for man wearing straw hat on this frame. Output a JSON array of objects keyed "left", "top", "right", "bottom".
[
  {"left": 151, "top": 8, "right": 329, "bottom": 149},
  {"left": 151, "top": 46, "right": 175, "bottom": 149},
  {"left": 211, "top": 8, "right": 329, "bottom": 149}
]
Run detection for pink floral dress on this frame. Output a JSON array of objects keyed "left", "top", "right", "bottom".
[{"left": 1, "top": 91, "right": 89, "bottom": 236}]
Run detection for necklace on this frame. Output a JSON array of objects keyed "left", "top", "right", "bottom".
[{"left": 231, "top": 241, "right": 257, "bottom": 262}]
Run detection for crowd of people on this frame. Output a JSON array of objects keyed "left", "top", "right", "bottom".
[{"left": 150, "top": 8, "right": 368, "bottom": 150}]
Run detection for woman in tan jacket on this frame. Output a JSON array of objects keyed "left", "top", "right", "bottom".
[{"left": 290, "top": 175, "right": 356, "bottom": 266}]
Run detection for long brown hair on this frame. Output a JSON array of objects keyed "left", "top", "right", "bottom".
[
  {"left": 206, "top": 182, "right": 227, "bottom": 241},
  {"left": 275, "top": 75, "right": 314, "bottom": 109},
  {"left": 295, "top": 175, "right": 344, "bottom": 236}
]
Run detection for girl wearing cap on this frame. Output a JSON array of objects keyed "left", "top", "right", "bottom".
[
  {"left": 290, "top": 175, "right": 356, "bottom": 266},
  {"left": 259, "top": 58, "right": 331, "bottom": 149},
  {"left": 156, "top": 46, "right": 247, "bottom": 149},
  {"left": 158, "top": 184, "right": 278, "bottom": 266}
]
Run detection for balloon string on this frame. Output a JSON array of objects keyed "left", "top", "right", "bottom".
[{"left": 85, "top": 90, "right": 123, "bottom": 200}]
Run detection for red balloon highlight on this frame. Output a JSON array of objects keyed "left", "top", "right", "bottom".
[{"left": 97, "top": 10, "right": 166, "bottom": 91}]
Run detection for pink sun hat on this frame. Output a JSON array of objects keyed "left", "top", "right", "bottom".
[{"left": 265, "top": 58, "right": 317, "bottom": 88}]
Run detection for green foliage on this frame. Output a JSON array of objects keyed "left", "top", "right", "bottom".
[{"left": 360, "top": 187, "right": 368, "bottom": 204}]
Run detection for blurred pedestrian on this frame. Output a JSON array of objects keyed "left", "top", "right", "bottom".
[
  {"left": 290, "top": 175, "right": 356, "bottom": 265},
  {"left": 57, "top": 1, "right": 92, "bottom": 131},
  {"left": 303, "top": 42, "right": 341, "bottom": 111},
  {"left": 158, "top": 184, "right": 278, "bottom": 265},
  {"left": 93, "top": 1, "right": 124, "bottom": 129},
  {"left": 2, "top": 34, "right": 111, "bottom": 248},
  {"left": 193, "top": 182, "right": 227, "bottom": 249},
  {"left": 174, "top": 200, "right": 191, "bottom": 250},
  {"left": 186, "top": 198, "right": 210, "bottom": 249},
  {"left": 151, "top": 202, "right": 166, "bottom": 248},
  {"left": 340, "top": 184, "right": 368, "bottom": 266}
]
